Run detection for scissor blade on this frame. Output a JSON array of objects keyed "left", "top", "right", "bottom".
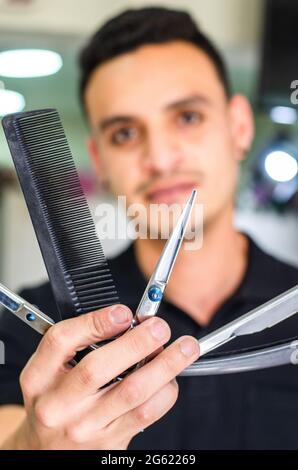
[
  {"left": 0, "top": 283, "right": 23, "bottom": 313},
  {"left": 153, "top": 189, "right": 197, "bottom": 284},
  {"left": 199, "top": 284, "right": 298, "bottom": 356},
  {"left": 0, "top": 282, "right": 54, "bottom": 335}
]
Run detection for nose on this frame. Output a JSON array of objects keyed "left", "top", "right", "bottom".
[{"left": 141, "top": 130, "right": 183, "bottom": 175}]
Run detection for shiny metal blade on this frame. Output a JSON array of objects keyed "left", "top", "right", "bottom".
[
  {"left": 153, "top": 189, "right": 197, "bottom": 284},
  {"left": 199, "top": 284, "right": 298, "bottom": 356},
  {"left": 0, "top": 282, "right": 54, "bottom": 335}
]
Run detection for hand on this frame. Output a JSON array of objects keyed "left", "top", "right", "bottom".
[{"left": 10, "top": 305, "right": 199, "bottom": 449}]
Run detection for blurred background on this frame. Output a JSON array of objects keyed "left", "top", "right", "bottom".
[{"left": 0, "top": 0, "right": 297, "bottom": 292}]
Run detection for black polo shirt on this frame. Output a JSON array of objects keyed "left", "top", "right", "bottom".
[{"left": 0, "top": 235, "right": 297, "bottom": 449}]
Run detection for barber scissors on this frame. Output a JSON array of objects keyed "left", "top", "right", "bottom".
[
  {"left": 133, "top": 188, "right": 197, "bottom": 325},
  {"left": 0, "top": 190, "right": 196, "bottom": 377},
  {"left": 1, "top": 188, "right": 298, "bottom": 376}
]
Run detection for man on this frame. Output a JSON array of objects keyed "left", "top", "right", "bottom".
[{"left": 0, "top": 7, "right": 297, "bottom": 450}]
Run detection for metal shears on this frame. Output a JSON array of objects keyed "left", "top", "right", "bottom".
[
  {"left": 1, "top": 188, "right": 298, "bottom": 376},
  {"left": 0, "top": 189, "right": 196, "bottom": 378}
]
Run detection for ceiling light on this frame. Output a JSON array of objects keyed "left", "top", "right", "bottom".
[
  {"left": 264, "top": 150, "right": 298, "bottom": 182},
  {"left": 0, "top": 49, "right": 63, "bottom": 78},
  {"left": 270, "top": 106, "right": 297, "bottom": 125},
  {"left": 0, "top": 88, "right": 25, "bottom": 116}
]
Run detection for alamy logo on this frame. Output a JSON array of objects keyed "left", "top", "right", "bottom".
[{"left": 94, "top": 196, "right": 204, "bottom": 251}]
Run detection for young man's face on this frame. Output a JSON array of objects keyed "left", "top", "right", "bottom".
[{"left": 85, "top": 41, "right": 253, "bottom": 231}]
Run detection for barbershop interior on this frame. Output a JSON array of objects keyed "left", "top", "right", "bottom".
[
  {"left": 0, "top": 0, "right": 298, "bottom": 453},
  {"left": 0, "top": 0, "right": 297, "bottom": 291}
]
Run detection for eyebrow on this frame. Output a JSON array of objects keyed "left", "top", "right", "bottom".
[
  {"left": 165, "top": 94, "right": 211, "bottom": 111},
  {"left": 99, "top": 115, "right": 134, "bottom": 132},
  {"left": 98, "top": 94, "right": 211, "bottom": 132}
]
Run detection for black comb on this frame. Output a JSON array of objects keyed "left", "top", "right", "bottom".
[{"left": 2, "top": 109, "right": 119, "bottom": 321}]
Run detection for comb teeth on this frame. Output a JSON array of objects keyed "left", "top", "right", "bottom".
[{"left": 2, "top": 109, "right": 119, "bottom": 319}]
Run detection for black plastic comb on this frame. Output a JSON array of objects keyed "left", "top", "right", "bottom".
[{"left": 2, "top": 109, "right": 119, "bottom": 321}]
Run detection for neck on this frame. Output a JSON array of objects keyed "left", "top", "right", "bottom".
[{"left": 134, "top": 206, "right": 249, "bottom": 326}]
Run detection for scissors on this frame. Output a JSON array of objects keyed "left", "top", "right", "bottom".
[
  {"left": 0, "top": 189, "right": 197, "bottom": 378},
  {"left": 1, "top": 188, "right": 298, "bottom": 376}
]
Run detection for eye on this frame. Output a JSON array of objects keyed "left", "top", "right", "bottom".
[
  {"left": 111, "top": 127, "right": 138, "bottom": 145},
  {"left": 177, "top": 110, "right": 201, "bottom": 126}
]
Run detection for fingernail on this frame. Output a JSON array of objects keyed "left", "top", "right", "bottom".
[
  {"left": 109, "top": 305, "right": 131, "bottom": 324},
  {"left": 150, "top": 319, "right": 168, "bottom": 341},
  {"left": 179, "top": 338, "right": 199, "bottom": 357}
]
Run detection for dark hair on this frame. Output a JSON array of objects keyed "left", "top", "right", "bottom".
[{"left": 78, "top": 7, "right": 231, "bottom": 107}]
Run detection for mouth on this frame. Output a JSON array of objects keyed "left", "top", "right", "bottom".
[{"left": 145, "top": 181, "right": 197, "bottom": 203}]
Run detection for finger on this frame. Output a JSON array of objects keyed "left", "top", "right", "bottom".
[
  {"left": 38, "top": 317, "right": 171, "bottom": 426},
  {"left": 66, "top": 380, "right": 179, "bottom": 447},
  {"left": 69, "top": 336, "right": 199, "bottom": 435},
  {"left": 105, "top": 379, "right": 179, "bottom": 446},
  {"left": 145, "top": 345, "right": 164, "bottom": 362},
  {"left": 20, "top": 304, "right": 132, "bottom": 397}
]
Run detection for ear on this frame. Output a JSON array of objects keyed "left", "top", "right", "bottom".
[
  {"left": 86, "top": 136, "right": 108, "bottom": 186},
  {"left": 228, "top": 94, "right": 254, "bottom": 162}
]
